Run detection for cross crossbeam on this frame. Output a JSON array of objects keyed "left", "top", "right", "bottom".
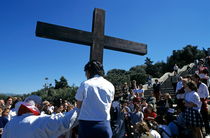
[{"left": 36, "top": 8, "right": 147, "bottom": 63}]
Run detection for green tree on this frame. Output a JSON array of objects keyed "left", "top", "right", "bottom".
[
  {"left": 55, "top": 76, "right": 69, "bottom": 89},
  {"left": 166, "top": 45, "right": 205, "bottom": 72},
  {"left": 106, "top": 69, "right": 130, "bottom": 86},
  {"left": 153, "top": 61, "right": 167, "bottom": 78},
  {"left": 144, "top": 57, "right": 157, "bottom": 77},
  {"left": 129, "top": 65, "right": 147, "bottom": 85},
  {"left": 145, "top": 57, "right": 153, "bottom": 66}
]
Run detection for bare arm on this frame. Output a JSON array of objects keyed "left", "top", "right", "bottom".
[
  {"left": 76, "top": 101, "right": 83, "bottom": 108},
  {"left": 184, "top": 101, "right": 197, "bottom": 107}
]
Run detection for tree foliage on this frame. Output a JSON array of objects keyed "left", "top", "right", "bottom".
[
  {"left": 55, "top": 76, "right": 69, "bottom": 89},
  {"left": 166, "top": 45, "right": 205, "bottom": 72},
  {"left": 106, "top": 45, "right": 206, "bottom": 88},
  {"left": 105, "top": 65, "right": 148, "bottom": 87},
  {"left": 26, "top": 85, "right": 78, "bottom": 105},
  {"left": 106, "top": 69, "right": 130, "bottom": 86},
  {"left": 0, "top": 76, "right": 78, "bottom": 105},
  {"left": 129, "top": 65, "right": 147, "bottom": 85},
  {"left": 144, "top": 57, "right": 156, "bottom": 77},
  {"left": 2, "top": 45, "right": 207, "bottom": 102}
]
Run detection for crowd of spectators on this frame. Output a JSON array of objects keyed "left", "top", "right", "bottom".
[
  {"left": 0, "top": 58, "right": 209, "bottom": 138},
  {"left": 109, "top": 59, "right": 209, "bottom": 138}
]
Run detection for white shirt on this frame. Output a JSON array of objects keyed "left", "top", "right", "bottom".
[
  {"left": 75, "top": 75, "right": 115, "bottom": 121},
  {"left": 8, "top": 108, "right": 17, "bottom": 121},
  {"left": 133, "top": 89, "right": 144, "bottom": 93},
  {"left": 197, "top": 82, "right": 209, "bottom": 98},
  {"left": 150, "top": 129, "right": 161, "bottom": 138},
  {"left": 176, "top": 81, "right": 183, "bottom": 92},
  {"left": 159, "top": 125, "right": 172, "bottom": 138},
  {"left": 48, "top": 105, "right": 54, "bottom": 114},
  {"left": 2, "top": 108, "right": 78, "bottom": 138},
  {"left": 184, "top": 91, "right": 202, "bottom": 110},
  {"left": 173, "top": 65, "right": 178, "bottom": 71},
  {"left": 112, "top": 101, "right": 120, "bottom": 109},
  {"left": 176, "top": 93, "right": 185, "bottom": 99}
]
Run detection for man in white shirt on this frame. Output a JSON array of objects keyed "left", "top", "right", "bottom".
[
  {"left": 75, "top": 60, "right": 115, "bottom": 138},
  {"left": 176, "top": 76, "right": 183, "bottom": 92},
  {"left": 2, "top": 95, "right": 78, "bottom": 138},
  {"left": 171, "top": 72, "right": 179, "bottom": 92},
  {"left": 192, "top": 74, "right": 210, "bottom": 134},
  {"left": 173, "top": 64, "right": 179, "bottom": 73}
]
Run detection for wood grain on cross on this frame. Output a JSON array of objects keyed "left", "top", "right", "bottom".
[{"left": 35, "top": 8, "right": 147, "bottom": 63}]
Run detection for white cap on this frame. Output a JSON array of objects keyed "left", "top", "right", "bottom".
[{"left": 24, "top": 95, "right": 42, "bottom": 105}]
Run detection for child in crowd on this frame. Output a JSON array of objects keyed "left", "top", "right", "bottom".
[{"left": 143, "top": 104, "right": 157, "bottom": 121}]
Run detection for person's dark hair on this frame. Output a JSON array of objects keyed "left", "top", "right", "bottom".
[
  {"left": 84, "top": 60, "right": 104, "bottom": 78},
  {"left": 6, "top": 96, "right": 12, "bottom": 101},
  {"left": 146, "top": 120, "right": 159, "bottom": 130},
  {"left": 184, "top": 74, "right": 192, "bottom": 80},
  {"left": 206, "top": 56, "right": 210, "bottom": 65},
  {"left": 193, "top": 73, "right": 200, "bottom": 80},
  {"left": 10, "top": 98, "right": 21, "bottom": 109},
  {"left": 131, "top": 80, "right": 137, "bottom": 89},
  {"left": 155, "top": 115, "right": 167, "bottom": 125},
  {"left": 141, "top": 97, "right": 146, "bottom": 103},
  {"left": 199, "top": 59, "right": 204, "bottom": 64},
  {"left": 203, "top": 68, "right": 209, "bottom": 74},
  {"left": 186, "top": 81, "right": 197, "bottom": 91}
]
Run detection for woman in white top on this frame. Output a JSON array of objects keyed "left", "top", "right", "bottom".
[
  {"left": 184, "top": 81, "right": 203, "bottom": 138},
  {"left": 75, "top": 60, "right": 115, "bottom": 138}
]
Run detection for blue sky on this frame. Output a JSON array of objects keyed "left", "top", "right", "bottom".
[{"left": 1, "top": 0, "right": 210, "bottom": 94}]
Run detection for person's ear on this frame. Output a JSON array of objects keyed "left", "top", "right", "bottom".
[{"left": 85, "top": 71, "right": 90, "bottom": 79}]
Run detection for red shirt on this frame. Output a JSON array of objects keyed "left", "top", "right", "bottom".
[{"left": 144, "top": 111, "right": 157, "bottom": 120}]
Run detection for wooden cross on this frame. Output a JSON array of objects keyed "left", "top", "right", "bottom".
[{"left": 36, "top": 8, "right": 147, "bottom": 63}]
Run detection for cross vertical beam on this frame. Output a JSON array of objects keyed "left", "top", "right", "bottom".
[{"left": 91, "top": 9, "right": 105, "bottom": 63}]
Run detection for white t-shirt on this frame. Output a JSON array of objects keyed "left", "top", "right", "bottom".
[
  {"left": 184, "top": 91, "right": 202, "bottom": 110},
  {"left": 75, "top": 75, "right": 115, "bottom": 121},
  {"left": 173, "top": 65, "right": 178, "bottom": 71},
  {"left": 159, "top": 125, "right": 172, "bottom": 138},
  {"left": 8, "top": 108, "right": 16, "bottom": 121},
  {"left": 197, "top": 82, "right": 209, "bottom": 98},
  {"left": 176, "top": 81, "right": 183, "bottom": 92},
  {"left": 176, "top": 93, "right": 185, "bottom": 99},
  {"left": 150, "top": 129, "right": 161, "bottom": 138},
  {"left": 133, "top": 89, "right": 144, "bottom": 93},
  {"left": 112, "top": 101, "right": 120, "bottom": 109}
]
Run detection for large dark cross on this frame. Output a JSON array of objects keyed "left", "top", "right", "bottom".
[{"left": 36, "top": 8, "right": 147, "bottom": 63}]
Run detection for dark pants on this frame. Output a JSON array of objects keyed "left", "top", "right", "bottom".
[
  {"left": 153, "top": 91, "right": 160, "bottom": 101},
  {"left": 78, "top": 120, "right": 112, "bottom": 138},
  {"left": 172, "top": 82, "right": 177, "bottom": 92},
  {"left": 200, "top": 99, "right": 210, "bottom": 134}
]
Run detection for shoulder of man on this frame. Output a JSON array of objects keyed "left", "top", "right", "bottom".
[{"left": 201, "top": 82, "right": 207, "bottom": 86}]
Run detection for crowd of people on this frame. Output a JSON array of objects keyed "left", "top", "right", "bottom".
[
  {"left": 110, "top": 59, "right": 209, "bottom": 138},
  {"left": 112, "top": 75, "right": 209, "bottom": 138},
  {"left": 0, "top": 59, "right": 209, "bottom": 138}
]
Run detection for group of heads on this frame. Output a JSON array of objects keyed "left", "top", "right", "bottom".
[{"left": 180, "top": 73, "right": 201, "bottom": 92}]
